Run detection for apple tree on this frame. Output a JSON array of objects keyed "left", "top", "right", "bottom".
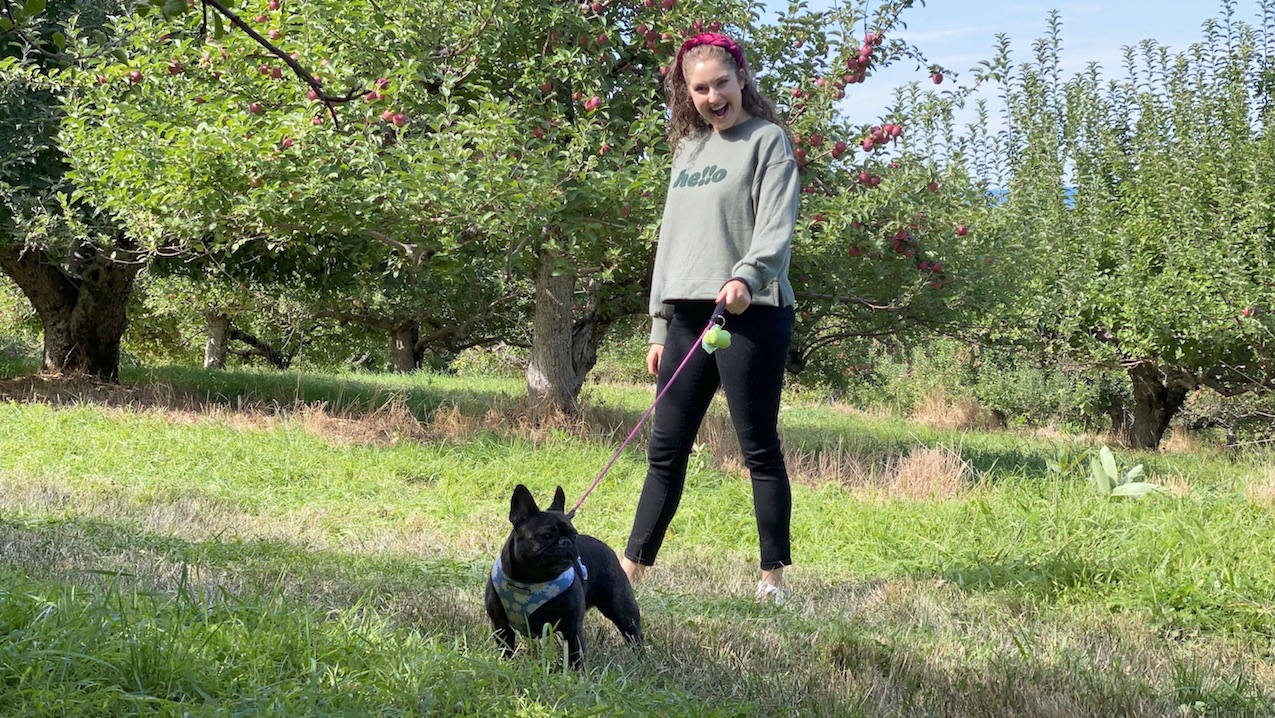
[
  {"left": 49, "top": 0, "right": 984, "bottom": 415},
  {"left": 0, "top": 0, "right": 150, "bottom": 381},
  {"left": 964, "top": 5, "right": 1275, "bottom": 449},
  {"left": 732, "top": 1, "right": 1011, "bottom": 390}
]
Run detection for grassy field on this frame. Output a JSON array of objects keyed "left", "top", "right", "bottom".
[{"left": 0, "top": 362, "right": 1273, "bottom": 716}]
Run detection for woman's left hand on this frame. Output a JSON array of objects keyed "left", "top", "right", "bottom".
[{"left": 717, "top": 279, "right": 752, "bottom": 314}]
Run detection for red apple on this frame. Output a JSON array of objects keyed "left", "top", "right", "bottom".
[
  {"left": 381, "top": 109, "right": 395, "bottom": 121},
  {"left": 364, "top": 90, "right": 381, "bottom": 102},
  {"left": 619, "top": 204, "right": 632, "bottom": 218},
  {"left": 932, "top": 73, "right": 943, "bottom": 84},
  {"left": 307, "top": 88, "right": 320, "bottom": 100},
  {"left": 1243, "top": 306, "right": 1257, "bottom": 318},
  {"left": 167, "top": 60, "right": 183, "bottom": 75},
  {"left": 591, "top": 1, "right": 603, "bottom": 12},
  {"left": 254, "top": 14, "right": 269, "bottom": 23},
  {"left": 193, "top": 96, "right": 206, "bottom": 104},
  {"left": 312, "top": 115, "right": 323, "bottom": 125},
  {"left": 375, "top": 77, "right": 390, "bottom": 90},
  {"left": 532, "top": 126, "right": 545, "bottom": 139},
  {"left": 281, "top": 137, "right": 293, "bottom": 149},
  {"left": 584, "top": 95, "right": 601, "bottom": 111},
  {"left": 96, "top": 75, "right": 108, "bottom": 84},
  {"left": 248, "top": 102, "right": 263, "bottom": 114},
  {"left": 831, "top": 140, "right": 848, "bottom": 159},
  {"left": 271, "top": 67, "right": 282, "bottom": 79},
  {"left": 268, "top": 29, "right": 281, "bottom": 40},
  {"left": 391, "top": 113, "right": 407, "bottom": 127},
  {"left": 927, "top": 181, "right": 939, "bottom": 192},
  {"left": 956, "top": 225, "right": 968, "bottom": 237},
  {"left": 808, "top": 133, "right": 823, "bottom": 147},
  {"left": 128, "top": 70, "right": 143, "bottom": 84},
  {"left": 660, "top": 0, "right": 674, "bottom": 9},
  {"left": 269, "top": 0, "right": 280, "bottom": 9}
]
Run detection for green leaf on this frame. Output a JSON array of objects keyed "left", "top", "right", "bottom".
[
  {"left": 0, "top": 18, "right": 12, "bottom": 31},
  {"left": 1089, "top": 456, "right": 1111, "bottom": 494},
  {"left": 1099, "top": 445, "right": 1117, "bottom": 480},
  {"left": 212, "top": 13, "right": 224, "bottom": 39},
  {"left": 1110, "top": 482, "right": 1163, "bottom": 498},
  {"left": 1121, "top": 464, "right": 1145, "bottom": 484},
  {"left": 23, "top": 0, "right": 46, "bottom": 18},
  {"left": 51, "top": 31, "right": 65, "bottom": 50}
]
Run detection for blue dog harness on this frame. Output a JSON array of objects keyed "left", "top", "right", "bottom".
[{"left": 490, "top": 556, "right": 588, "bottom": 635}]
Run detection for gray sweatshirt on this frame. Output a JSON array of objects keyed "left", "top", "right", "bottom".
[{"left": 648, "top": 115, "right": 799, "bottom": 344}]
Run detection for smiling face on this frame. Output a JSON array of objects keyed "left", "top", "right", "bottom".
[{"left": 683, "top": 55, "right": 752, "bottom": 132}]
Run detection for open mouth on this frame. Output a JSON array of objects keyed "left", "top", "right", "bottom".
[{"left": 711, "top": 104, "right": 730, "bottom": 120}]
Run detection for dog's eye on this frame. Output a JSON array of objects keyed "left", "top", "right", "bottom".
[{"left": 539, "top": 530, "right": 555, "bottom": 542}]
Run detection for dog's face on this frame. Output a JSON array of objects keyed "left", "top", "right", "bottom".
[{"left": 508, "top": 484, "right": 578, "bottom": 578}]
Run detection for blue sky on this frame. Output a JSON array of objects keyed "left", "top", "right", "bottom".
[{"left": 824, "top": 0, "right": 1266, "bottom": 125}]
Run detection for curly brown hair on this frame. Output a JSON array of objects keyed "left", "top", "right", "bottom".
[{"left": 664, "top": 43, "right": 785, "bottom": 154}]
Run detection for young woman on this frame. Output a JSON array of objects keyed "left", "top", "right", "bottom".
[{"left": 622, "top": 32, "right": 799, "bottom": 603}]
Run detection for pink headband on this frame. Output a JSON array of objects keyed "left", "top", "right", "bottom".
[{"left": 674, "top": 32, "right": 747, "bottom": 77}]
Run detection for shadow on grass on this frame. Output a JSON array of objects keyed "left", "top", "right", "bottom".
[
  {"left": 0, "top": 363, "right": 523, "bottom": 424},
  {"left": 4, "top": 513, "right": 1274, "bottom": 716}
]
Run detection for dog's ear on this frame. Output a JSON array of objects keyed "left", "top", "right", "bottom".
[
  {"left": 548, "top": 485, "right": 567, "bottom": 513},
  {"left": 509, "top": 484, "right": 539, "bottom": 526}
]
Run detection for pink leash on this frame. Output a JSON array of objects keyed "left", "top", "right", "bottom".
[{"left": 568, "top": 302, "right": 727, "bottom": 516}]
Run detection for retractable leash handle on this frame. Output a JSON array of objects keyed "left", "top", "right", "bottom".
[{"left": 568, "top": 301, "right": 730, "bottom": 517}]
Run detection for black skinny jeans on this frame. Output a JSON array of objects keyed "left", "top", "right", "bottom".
[{"left": 625, "top": 301, "right": 795, "bottom": 570}]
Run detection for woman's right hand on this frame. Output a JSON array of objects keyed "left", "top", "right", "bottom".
[{"left": 647, "top": 344, "right": 664, "bottom": 376}]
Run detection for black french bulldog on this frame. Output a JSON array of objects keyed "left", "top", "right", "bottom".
[{"left": 485, "top": 484, "right": 642, "bottom": 669}]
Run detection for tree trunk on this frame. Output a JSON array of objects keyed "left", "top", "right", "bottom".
[
  {"left": 1126, "top": 361, "right": 1196, "bottom": 450},
  {"left": 389, "top": 321, "right": 420, "bottom": 373},
  {"left": 205, "top": 312, "right": 230, "bottom": 369},
  {"left": 227, "top": 327, "right": 291, "bottom": 369},
  {"left": 527, "top": 248, "right": 579, "bottom": 421},
  {"left": 0, "top": 241, "right": 140, "bottom": 382}
]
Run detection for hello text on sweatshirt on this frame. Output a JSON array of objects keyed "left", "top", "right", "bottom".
[{"left": 649, "top": 116, "right": 799, "bottom": 344}]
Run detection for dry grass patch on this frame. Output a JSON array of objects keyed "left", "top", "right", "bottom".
[
  {"left": 885, "top": 444, "right": 975, "bottom": 500},
  {"left": 1245, "top": 467, "right": 1275, "bottom": 506},
  {"left": 1161, "top": 429, "right": 1211, "bottom": 454},
  {"left": 912, "top": 391, "right": 1004, "bottom": 432}
]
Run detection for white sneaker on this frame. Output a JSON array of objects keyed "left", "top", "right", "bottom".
[{"left": 755, "top": 580, "right": 791, "bottom": 605}]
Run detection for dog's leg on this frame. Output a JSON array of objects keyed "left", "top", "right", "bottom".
[
  {"left": 594, "top": 585, "right": 643, "bottom": 646},
  {"left": 484, "top": 583, "right": 518, "bottom": 658},
  {"left": 563, "top": 617, "right": 587, "bottom": 670}
]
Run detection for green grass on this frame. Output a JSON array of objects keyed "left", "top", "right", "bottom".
[{"left": 1, "top": 365, "right": 1274, "bottom": 716}]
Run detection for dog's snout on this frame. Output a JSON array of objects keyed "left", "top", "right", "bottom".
[{"left": 558, "top": 536, "right": 573, "bottom": 549}]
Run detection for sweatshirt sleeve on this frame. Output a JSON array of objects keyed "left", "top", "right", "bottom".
[{"left": 733, "top": 136, "right": 799, "bottom": 295}]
